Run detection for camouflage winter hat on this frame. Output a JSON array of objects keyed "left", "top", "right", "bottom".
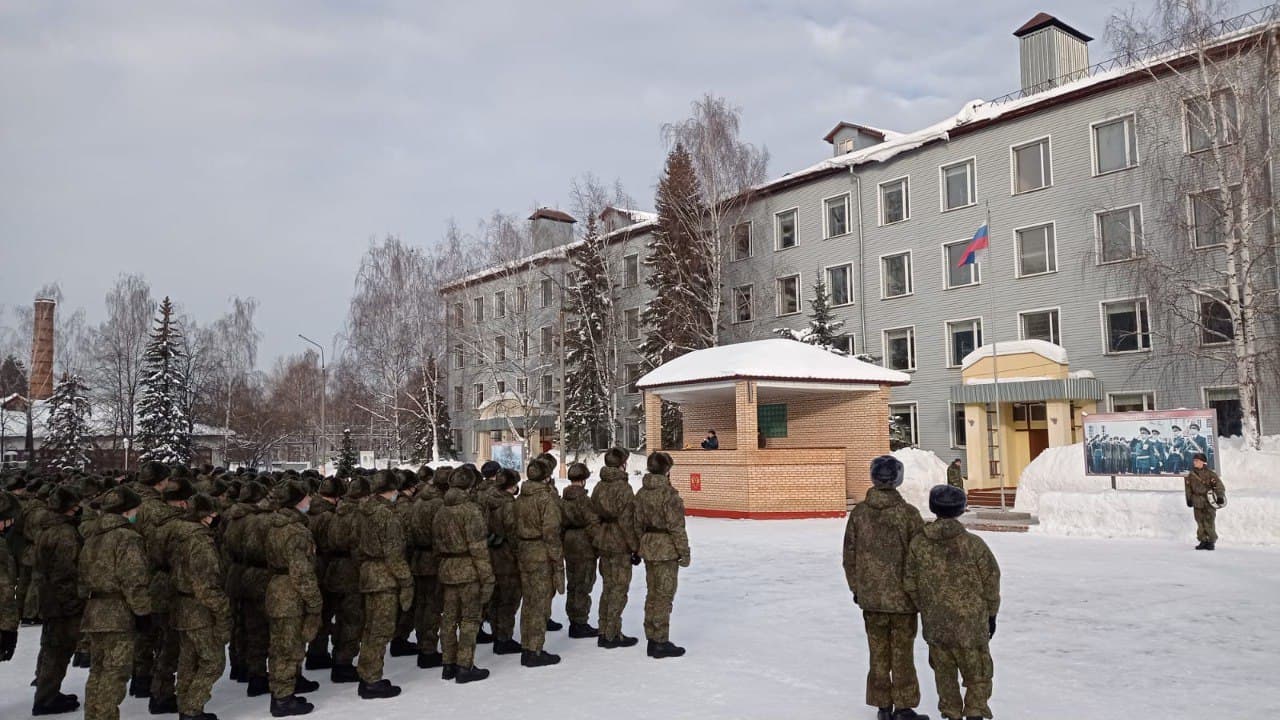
[
  {"left": 369, "top": 470, "right": 398, "bottom": 495},
  {"left": 272, "top": 480, "right": 309, "bottom": 508},
  {"left": 0, "top": 491, "right": 18, "bottom": 521},
  {"left": 163, "top": 476, "right": 197, "bottom": 503},
  {"left": 317, "top": 476, "right": 345, "bottom": 498},
  {"left": 536, "top": 452, "right": 558, "bottom": 472},
  {"left": 450, "top": 464, "right": 479, "bottom": 490},
  {"left": 525, "top": 459, "right": 549, "bottom": 483},
  {"left": 416, "top": 465, "right": 435, "bottom": 482},
  {"left": 928, "top": 485, "right": 967, "bottom": 519},
  {"left": 869, "top": 455, "right": 904, "bottom": 489},
  {"left": 169, "top": 465, "right": 193, "bottom": 481},
  {"left": 99, "top": 485, "right": 142, "bottom": 514},
  {"left": 394, "top": 469, "right": 418, "bottom": 492},
  {"left": 188, "top": 493, "right": 218, "bottom": 519},
  {"left": 567, "top": 462, "right": 590, "bottom": 483},
  {"left": 646, "top": 451, "right": 673, "bottom": 476},
  {"left": 48, "top": 485, "right": 82, "bottom": 514},
  {"left": 496, "top": 468, "right": 520, "bottom": 491},
  {"left": 604, "top": 447, "right": 629, "bottom": 469},
  {"left": 432, "top": 467, "right": 452, "bottom": 490},
  {"left": 346, "top": 475, "right": 371, "bottom": 500},
  {"left": 208, "top": 478, "right": 229, "bottom": 498},
  {"left": 237, "top": 480, "right": 268, "bottom": 504},
  {"left": 3, "top": 474, "right": 26, "bottom": 492},
  {"left": 139, "top": 461, "right": 170, "bottom": 486}
]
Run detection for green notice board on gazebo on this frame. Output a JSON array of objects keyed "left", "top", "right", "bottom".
[{"left": 757, "top": 403, "right": 788, "bottom": 438}]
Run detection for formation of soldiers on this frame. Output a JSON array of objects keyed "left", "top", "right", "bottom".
[
  {"left": 1086, "top": 423, "right": 1214, "bottom": 475},
  {"left": 0, "top": 446, "right": 691, "bottom": 719}
]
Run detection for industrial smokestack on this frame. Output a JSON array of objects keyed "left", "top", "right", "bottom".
[{"left": 29, "top": 298, "right": 55, "bottom": 401}]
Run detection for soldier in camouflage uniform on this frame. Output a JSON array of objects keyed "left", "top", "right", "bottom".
[
  {"left": 843, "top": 456, "right": 927, "bottom": 720},
  {"left": 3, "top": 476, "right": 32, "bottom": 628},
  {"left": 432, "top": 464, "right": 493, "bottom": 682},
  {"left": 326, "top": 476, "right": 366, "bottom": 683},
  {"left": 592, "top": 447, "right": 639, "bottom": 649},
  {"left": 304, "top": 476, "right": 342, "bottom": 670},
  {"left": 946, "top": 460, "right": 965, "bottom": 491},
  {"left": 633, "top": 451, "right": 688, "bottom": 659},
  {"left": 1, "top": 490, "right": 21, "bottom": 663},
  {"left": 472, "top": 461, "right": 502, "bottom": 644},
  {"left": 263, "top": 481, "right": 322, "bottom": 717},
  {"left": 1184, "top": 453, "right": 1226, "bottom": 551},
  {"left": 80, "top": 486, "right": 152, "bottom": 720},
  {"left": 136, "top": 474, "right": 198, "bottom": 714},
  {"left": 129, "top": 461, "right": 170, "bottom": 699},
  {"left": 404, "top": 467, "right": 448, "bottom": 668},
  {"left": 482, "top": 468, "right": 522, "bottom": 655},
  {"left": 561, "top": 462, "right": 600, "bottom": 638},
  {"left": 514, "top": 459, "right": 564, "bottom": 666},
  {"left": 353, "top": 470, "right": 411, "bottom": 699},
  {"left": 33, "top": 485, "right": 85, "bottom": 715},
  {"left": 171, "top": 494, "right": 230, "bottom": 720},
  {"left": 21, "top": 479, "right": 54, "bottom": 624},
  {"left": 389, "top": 471, "right": 420, "bottom": 657},
  {"left": 904, "top": 485, "right": 1001, "bottom": 720},
  {"left": 220, "top": 480, "right": 265, "bottom": 685}
]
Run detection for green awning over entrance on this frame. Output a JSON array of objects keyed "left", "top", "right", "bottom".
[
  {"left": 472, "top": 415, "right": 556, "bottom": 432},
  {"left": 949, "top": 377, "right": 1104, "bottom": 404}
]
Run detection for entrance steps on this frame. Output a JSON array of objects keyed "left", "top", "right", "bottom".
[
  {"left": 967, "top": 487, "right": 1017, "bottom": 508},
  {"left": 961, "top": 508, "right": 1038, "bottom": 533}
]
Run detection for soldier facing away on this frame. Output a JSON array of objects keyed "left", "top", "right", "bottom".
[
  {"left": 170, "top": 493, "right": 230, "bottom": 720},
  {"left": 592, "top": 447, "right": 639, "bottom": 649},
  {"left": 482, "top": 468, "right": 523, "bottom": 655},
  {"left": 431, "top": 464, "right": 494, "bottom": 683},
  {"left": 353, "top": 470, "right": 412, "bottom": 699},
  {"left": 1184, "top": 452, "right": 1226, "bottom": 551},
  {"left": 633, "top": 451, "right": 689, "bottom": 659},
  {"left": 326, "top": 475, "right": 368, "bottom": 683},
  {"left": 304, "top": 476, "right": 342, "bottom": 671},
  {"left": 513, "top": 458, "right": 564, "bottom": 667},
  {"left": 843, "top": 456, "right": 927, "bottom": 720},
  {"left": 561, "top": 462, "right": 600, "bottom": 639},
  {"left": 33, "top": 485, "right": 84, "bottom": 716},
  {"left": 0, "top": 490, "right": 19, "bottom": 664},
  {"left": 263, "top": 481, "right": 323, "bottom": 718},
  {"left": 403, "top": 467, "right": 448, "bottom": 669}
]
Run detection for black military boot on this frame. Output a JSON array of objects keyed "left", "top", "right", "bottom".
[
  {"left": 475, "top": 627, "right": 494, "bottom": 644},
  {"left": 230, "top": 663, "right": 247, "bottom": 682},
  {"left": 129, "top": 675, "right": 152, "bottom": 698},
  {"left": 892, "top": 708, "right": 930, "bottom": 720},
  {"left": 417, "top": 650, "right": 444, "bottom": 668},
  {"left": 246, "top": 675, "right": 271, "bottom": 697},
  {"left": 179, "top": 713, "right": 220, "bottom": 720},
  {"left": 72, "top": 651, "right": 90, "bottom": 668},
  {"left": 330, "top": 663, "right": 359, "bottom": 684},
  {"left": 294, "top": 674, "right": 319, "bottom": 694},
  {"left": 492, "top": 638, "right": 522, "bottom": 655},
  {"left": 454, "top": 665, "right": 491, "bottom": 684},
  {"left": 441, "top": 664, "right": 458, "bottom": 680},
  {"left": 877, "top": 708, "right": 894, "bottom": 720},
  {"left": 148, "top": 694, "right": 179, "bottom": 714},
  {"left": 269, "top": 695, "right": 314, "bottom": 717},
  {"left": 357, "top": 679, "right": 402, "bottom": 699},
  {"left": 1205, "top": 542, "right": 1216, "bottom": 551},
  {"left": 545, "top": 618, "right": 563, "bottom": 632},
  {"left": 389, "top": 637, "right": 417, "bottom": 657},
  {"left": 31, "top": 693, "right": 80, "bottom": 716},
  {"left": 568, "top": 622, "right": 598, "bottom": 638},
  {"left": 647, "top": 640, "right": 686, "bottom": 659},
  {"left": 520, "top": 649, "right": 561, "bottom": 667},
  {"left": 1195, "top": 541, "right": 1208, "bottom": 550},
  {"left": 304, "top": 650, "right": 333, "bottom": 670}
]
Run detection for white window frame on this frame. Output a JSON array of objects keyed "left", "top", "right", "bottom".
[
  {"left": 939, "top": 157, "right": 977, "bottom": 212},
  {"left": 838, "top": 138, "right": 855, "bottom": 154},
  {"left": 623, "top": 254, "right": 640, "bottom": 288},
  {"left": 882, "top": 325, "right": 917, "bottom": 372},
  {"left": 1196, "top": 289, "right": 1234, "bottom": 346},
  {"left": 623, "top": 307, "right": 642, "bottom": 341},
  {"left": 832, "top": 334, "right": 856, "bottom": 356},
  {"left": 516, "top": 286, "right": 527, "bottom": 313},
  {"left": 822, "top": 192, "right": 851, "bottom": 239},
  {"left": 540, "top": 325, "right": 554, "bottom": 355},
  {"left": 516, "top": 376, "right": 528, "bottom": 398},
  {"left": 1094, "top": 204, "right": 1145, "bottom": 265},
  {"left": 1013, "top": 221, "right": 1058, "bottom": 278},
  {"left": 494, "top": 291, "right": 506, "bottom": 319},
  {"left": 1183, "top": 90, "right": 1239, "bottom": 154},
  {"left": 1010, "top": 135, "right": 1053, "bottom": 195},
  {"left": 889, "top": 401, "right": 919, "bottom": 446},
  {"left": 879, "top": 250, "right": 913, "bottom": 299},
  {"left": 452, "top": 385, "right": 463, "bottom": 410},
  {"left": 731, "top": 221, "right": 753, "bottom": 261},
  {"left": 1099, "top": 296, "right": 1153, "bottom": 355},
  {"left": 944, "top": 316, "right": 984, "bottom": 369},
  {"left": 878, "top": 176, "right": 910, "bottom": 226},
  {"left": 624, "top": 363, "right": 642, "bottom": 396},
  {"left": 775, "top": 273, "right": 802, "bottom": 317},
  {"left": 452, "top": 344, "right": 464, "bottom": 369},
  {"left": 1188, "top": 187, "right": 1231, "bottom": 249},
  {"left": 1108, "top": 391, "right": 1157, "bottom": 413},
  {"left": 942, "top": 238, "right": 982, "bottom": 289},
  {"left": 824, "top": 262, "right": 854, "bottom": 307},
  {"left": 1090, "top": 113, "right": 1140, "bottom": 176},
  {"left": 540, "top": 374, "right": 554, "bottom": 404},
  {"left": 540, "top": 278, "right": 554, "bottom": 308},
  {"left": 1202, "top": 386, "right": 1240, "bottom": 407},
  {"left": 451, "top": 302, "right": 464, "bottom": 328},
  {"left": 472, "top": 296, "right": 485, "bottom": 322},
  {"left": 774, "top": 207, "right": 799, "bottom": 251},
  {"left": 1017, "top": 306, "right": 1062, "bottom": 345},
  {"left": 732, "top": 284, "right": 754, "bottom": 324},
  {"left": 494, "top": 336, "right": 507, "bottom": 363},
  {"left": 473, "top": 382, "right": 485, "bottom": 409},
  {"left": 950, "top": 401, "right": 967, "bottom": 449}
]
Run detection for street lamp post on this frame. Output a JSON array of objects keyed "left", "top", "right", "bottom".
[{"left": 298, "top": 334, "right": 327, "bottom": 471}]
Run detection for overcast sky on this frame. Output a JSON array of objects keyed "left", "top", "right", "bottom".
[{"left": 0, "top": 1, "right": 1125, "bottom": 364}]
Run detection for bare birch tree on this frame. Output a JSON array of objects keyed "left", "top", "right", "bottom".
[{"left": 90, "top": 274, "right": 155, "bottom": 446}]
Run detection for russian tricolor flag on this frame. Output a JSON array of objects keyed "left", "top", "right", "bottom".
[{"left": 957, "top": 224, "right": 989, "bottom": 267}]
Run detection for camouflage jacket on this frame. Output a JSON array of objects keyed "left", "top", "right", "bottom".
[
  {"left": 219, "top": 501, "right": 259, "bottom": 600},
  {"left": 79, "top": 513, "right": 151, "bottom": 632},
  {"left": 5, "top": 493, "right": 29, "bottom": 567},
  {"left": 0, "top": 533, "right": 16, "bottom": 631},
  {"left": 431, "top": 488, "right": 493, "bottom": 586},
  {"left": 264, "top": 507, "right": 322, "bottom": 618},
  {"left": 591, "top": 467, "right": 638, "bottom": 556},
  {"left": 842, "top": 487, "right": 924, "bottom": 614},
  {"left": 1185, "top": 467, "right": 1226, "bottom": 510},
  {"left": 170, "top": 519, "right": 230, "bottom": 631},
  {"left": 36, "top": 512, "right": 84, "bottom": 619},
  {"left": 322, "top": 499, "right": 361, "bottom": 593},
  {"left": 904, "top": 518, "right": 1001, "bottom": 647},
  {"left": 355, "top": 495, "right": 412, "bottom": 593},
  {"left": 480, "top": 486, "right": 518, "bottom": 577},
  {"left": 513, "top": 480, "right": 563, "bottom": 569},
  {"left": 20, "top": 497, "right": 52, "bottom": 567},
  {"left": 308, "top": 496, "right": 337, "bottom": 586},
  {"left": 946, "top": 465, "right": 965, "bottom": 489},
  {"left": 561, "top": 485, "right": 600, "bottom": 562},
  {"left": 238, "top": 503, "right": 276, "bottom": 600},
  {"left": 142, "top": 503, "right": 186, "bottom": 614},
  {"left": 404, "top": 486, "right": 445, "bottom": 577},
  {"left": 633, "top": 473, "right": 690, "bottom": 565}
]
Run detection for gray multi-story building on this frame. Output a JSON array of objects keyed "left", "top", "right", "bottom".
[{"left": 441, "top": 12, "right": 1279, "bottom": 488}]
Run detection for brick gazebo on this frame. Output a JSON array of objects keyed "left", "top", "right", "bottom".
[{"left": 636, "top": 339, "right": 911, "bottom": 518}]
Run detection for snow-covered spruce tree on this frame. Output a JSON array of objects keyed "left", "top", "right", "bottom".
[
  {"left": 774, "top": 279, "right": 846, "bottom": 352},
  {"left": 408, "top": 357, "right": 457, "bottom": 462},
  {"left": 641, "top": 143, "right": 711, "bottom": 449},
  {"left": 44, "top": 372, "right": 93, "bottom": 470},
  {"left": 335, "top": 428, "right": 357, "bottom": 479},
  {"left": 136, "top": 296, "right": 192, "bottom": 464},
  {"left": 564, "top": 215, "right": 618, "bottom": 452}
]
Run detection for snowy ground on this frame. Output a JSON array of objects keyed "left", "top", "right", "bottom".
[{"left": 2, "top": 519, "right": 1277, "bottom": 719}]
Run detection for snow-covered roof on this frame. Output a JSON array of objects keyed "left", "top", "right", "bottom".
[
  {"left": 960, "top": 340, "right": 1069, "bottom": 372},
  {"left": 636, "top": 339, "right": 911, "bottom": 389},
  {"left": 0, "top": 401, "right": 233, "bottom": 441}
]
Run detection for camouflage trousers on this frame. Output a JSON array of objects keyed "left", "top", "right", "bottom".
[
  {"left": 357, "top": 591, "right": 397, "bottom": 683},
  {"left": 1194, "top": 505, "right": 1218, "bottom": 543},
  {"left": 488, "top": 572, "right": 521, "bottom": 642},
  {"left": 642, "top": 560, "right": 678, "bottom": 643},
  {"left": 412, "top": 575, "right": 443, "bottom": 652},
  {"left": 148, "top": 613, "right": 180, "bottom": 703},
  {"left": 564, "top": 553, "right": 597, "bottom": 625},
  {"left": 16, "top": 563, "right": 32, "bottom": 620},
  {"left": 440, "top": 581, "right": 482, "bottom": 668},
  {"left": 84, "top": 631, "right": 134, "bottom": 720},
  {"left": 241, "top": 598, "right": 270, "bottom": 678},
  {"left": 332, "top": 591, "right": 364, "bottom": 665},
  {"left": 23, "top": 567, "right": 40, "bottom": 620},
  {"left": 307, "top": 590, "right": 338, "bottom": 659},
  {"left": 518, "top": 562, "right": 553, "bottom": 653},
  {"left": 176, "top": 625, "right": 226, "bottom": 715},
  {"left": 863, "top": 611, "right": 921, "bottom": 710},
  {"left": 928, "top": 642, "right": 993, "bottom": 720},
  {"left": 267, "top": 614, "right": 306, "bottom": 700},
  {"left": 596, "top": 554, "right": 632, "bottom": 641},
  {"left": 34, "top": 615, "right": 80, "bottom": 705}
]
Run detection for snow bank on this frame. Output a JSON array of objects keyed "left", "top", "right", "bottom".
[
  {"left": 892, "top": 446, "right": 949, "bottom": 514},
  {"left": 960, "top": 339, "right": 1068, "bottom": 371},
  {"left": 1037, "top": 490, "right": 1280, "bottom": 545}
]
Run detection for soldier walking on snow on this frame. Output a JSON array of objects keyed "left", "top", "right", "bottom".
[{"left": 1184, "top": 453, "right": 1226, "bottom": 551}]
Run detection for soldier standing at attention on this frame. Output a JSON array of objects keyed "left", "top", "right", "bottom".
[
  {"left": 1185, "top": 453, "right": 1226, "bottom": 551},
  {"left": 483, "top": 468, "right": 523, "bottom": 655},
  {"left": 32, "top": 485, "right": 85, "bottom": 716},
  {"left": 406, "top": 468, "right": 450, "bottom": 669},
  {"left": 130, "top": 460, "right": 171, "bottom": 700},
  {"left": 633, "top": 451, "right": 689, "bottom": 659},
  {"left": 354, "top": 471, "right": 412, "bottom": 699},
  {"left": 221, "top": 480, "right": 269, "bottom": 691},
  {"left": 327, "top": 476, "right": 367, "bottom": 683},
  {"left": 79, "top": 486, "right": 152, "bottom": 720},
  {"left": 263, "top": 481, "right": 322, "bottom": 718},
  {"left": 304, "top": 476, "right": 342, "bottom": 671},
  {"left": 142, "top": 475, "right": 198, "bottom": 715},
  {"left": 1, "top": 490, "right": 20, "bottom": 664},
  {"left": 514, "top": 459, "right": 564, "bottom": 667},
  {"left": 561, "top": 462, "right": 600, "bottom": 639},
  {"left": 946, "top": 459, "right": 965, "bottom": 491},
  {"left": 431, "top": 464, "right": 493, "bottom": 683},
  {"left": 389, "top": 471, "right": 421, "bottom": 658},
  {"left": 170, "top": 494, "right": 230, "bottom": 720},
  {"left": 844, "top": 456, "right": 927, "bottom": 720},
  {"left": 592, "top": 447, "right": 639, "bottom": 649},
  {"left": 904, "top": 485, "right": 1001, "bottom": 720}
]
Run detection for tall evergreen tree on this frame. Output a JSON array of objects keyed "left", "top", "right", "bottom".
[
  {"left": 641, "top": 144, "right": 710, "bottom": 449},
  {"left": 44, "top": 372, "right": 93, "bottom": 470},
  {"left": 0, "top": 354, "right": 27, "bottom": 399},
  {"left": 136, "top": 296, "right": 191, "bottom": 464},
  {"left": 773, "top": 280, "right": 846, "bottom": 352},
  {"left": 335, "top": 428, "right": 358, "bottom": 479},
  {"left": 564, "top": 215, "right": 618, "bottom": 451},
  {"left": 408, "top": 357, "right": 457, "bottom": 462}
]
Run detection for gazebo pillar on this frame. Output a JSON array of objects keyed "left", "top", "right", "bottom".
[
  {"left": 734, "top": 380, "right": 757, "bottom": 448},
  {"left": 644, "top": 391, "right": 663, "bottom": 450}
]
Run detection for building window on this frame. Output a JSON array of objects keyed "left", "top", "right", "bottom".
[
  {"left": 732, "top": 222, "right": 752, "bottom": 260},
  {"left": 453, "top": 344, "right": 464, "bottom": 369},
  {"left": 453, "top": 386, "right": 463, "bottom": 410},
  {"left": 826, "top": 263, "right": 853, "bottom": 306},
  {"left": 880, "top": 177, "right": 909, "bottom": 225},
  {"left": 1189, "top": 188, "right": 1240, "bottom": 249},
  {"left": 775, "top": 209, "right": 798, "bottom": 250},
  {"left": 473, "top": 383, "right": 485, "bottom": 409},
  {"left": 1093, "top": 115, "right": 1138, "bottom": 174},
  {"left": 494, "top": 291, "right": 506, "bottom": 318},
  {"left": 733, "top": 285, "right": 754, "bottom": 323},
  {"left": 941, "top": 159, "right": 975, "bottom": 211},
  {"left": 624, "top": 308, "right": 641, "bottom": 341},
  {"left": 625, "top": 363, "right": 642, "bottom": 395},
  {"left": 540, "top": 326, "right": 554, "bottom": 355},
  {"left": 946, "top": 318, "right": 983, "bottom": 368},
  {"left": 944, "top": 239, "right": 981, "bottom": 288},
  {"left": 776, "top": 274, "right": 800, "bottom": 316},
  {"left": 889, "top": 402, "right": 918, "bottom": 446},
  {"left": 540, "top": 278, "right": 554, "bottom": 308},
  {"left": 472, "top": 297, "right": 484, "bottom": 323},
  {"left": 1097, "top": 206, "right": 1143, "bottom": 263},
  {"left": 623, "top": 254, "right": 640, "bottom": 288},
  {"left": 832, "top": 335, "right": 855, "bottom": 355},
  {"left": 1199, "top": 293, "right": 1234, "bottom": 345},
  {"left": 824, "top": 194, "right": 849, "bottom": 238},
  {"left": 494, "top": 336, "right": 506, "bottom": 363},
  {"left": 496, "top": 380, "right": 506, "bottom": 394},
  {"left": 1102, "top": 298, "right": 1152, "bottom": 353},
  {"left": 1205, "top": 387, "right": 1243, "bottom": 436},
  {"left": 519, "top": 331, "right": 529, "bottom": 359},
  {"left": 881, "top": 252, "right": 913, "bottom": 298},
  {"left": 516, "top": 286, "right": 527, "bottom": 312},
  {"left": 1109, "top": 392, "right": 1155, "bottom": 413},
  {"left": 883, "top": 326, "right": 916, "bottom": 371},
  {"left": 539, "top": 375, "right": 554, "bottom": 403},
  {"left": 951, "top": 403, "right": 967, "bottom": 448},
  {"left": 452, "top": 303, "right": 464, "bottom": 328},
  {"left": 1012, "top": 137, "right": 1052, "bottom": 194},
  {"left": 1016, "top": 223, "right": 1057, "bottom": 276},
  {"left": 838, "top": 138, "right": 855, "bottom": 154},
  {"left": 757, "top": 403, "right": 788, "bottom": 438},
  {"left": 1019, "top": 308, "right": 1060, "bottom": 344},
  {"left": 516, "top": 376, "right": 527, "bottom": 397},
  {"left": 625, "top": 420, "right": 641, "bottom": 449},
  {"left": 1185, "top": 90, "right": 1238, "bottom": 153}
]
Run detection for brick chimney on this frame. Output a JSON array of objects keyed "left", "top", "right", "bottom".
[{"left": 29, "top": 298, "right": 55, "bottom": 401}]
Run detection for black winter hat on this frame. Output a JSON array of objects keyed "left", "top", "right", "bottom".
[
  {"left": 189, "top": 493, "right": 218, "bottom": 519},
  {"left": 567, "top": 462, "right": 590, "bottom": 482},
  {"left": 169, "top": 465, "right": 192, "bottom": 480},
  {"left": 929, "top": 485, "right": 967, "bottom": 519},
  {"left": 433, "top": 467, "right": 452, "bottom": 490},
  {"left": 369, "top": 470, "right": 398, "bottom": 495},
  {"left": 163, "top": 476, "right": 196, "bottom": 503},
  {"left": 536, "top": 452, "right": 558, "bottom": 472},
  {"left": 525, "top": 459, "right": 549, "bottom": 483},
  {"left": 646, "top": 451, "right": 673, "bottom": 476},
  {"left": 604, "top": 447, "right": 629, "bottom": 469},
  {"left": 48, "top": 485, "right": 82, "bottom": 514},
  {"left": 497, "top": 468, "right": 520, "bottom": 490},
  {"left": 480, "top": 461, "right": 502, "bottom": 479},
  {"left": 416, "top": 465, "right": 435, "bottom": 482},
  {"left": 99, "top": 485, "right": 142, "bottom": 514},
  {"left": 208, "top": 478, "right": 229, "bottom": 498},
  {"left": 870, "top": 455, "right": 904, "bottom": 489},
  {"left": 396, "top": 470, "right": 419, "bottom": 492},
  {"left": 237, "top": 480, "right": 268, "bottom": 504},
  {"left": 317, "top": 476, "right": 345, "bottom": 498},
  {"left": 139, "top": 461, "right": 170, "bottom": 487},
  {"left": 451, "top": 465, "right": 480, "bottom": 490},
  {"left": 272, "top": 480, "right": 309, "bottom": 509}
]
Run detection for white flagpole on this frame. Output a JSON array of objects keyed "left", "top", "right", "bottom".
[{"left": 984, "top": 202, "right": 1005, "bottom": 510}]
